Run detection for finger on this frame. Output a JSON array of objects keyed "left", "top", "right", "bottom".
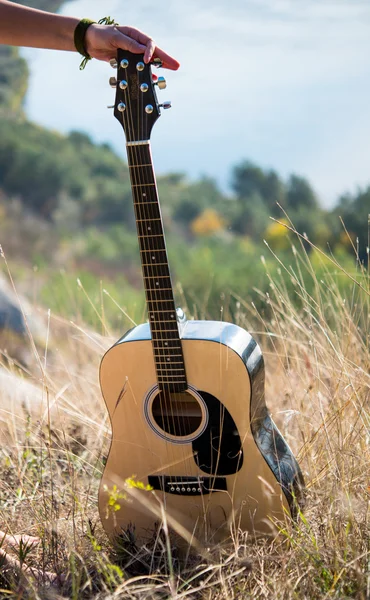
[
  {"left": 117, "top": 26, "right": 180, "bottom": 70},
  {"left": 113, "top": 29, "right": 146, "bottom": 54},
  {"left": 117, "top": 26, "right": 152, "bottom": 45},
  {"left": 152, "top": 46, "right": 180, "bottom": 70},
  {"left": 144, "top": 38, "right": 156, "bottom": 64}
]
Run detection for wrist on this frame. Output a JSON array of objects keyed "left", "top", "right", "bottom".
[{"left": 74, "top": 18, "right": 96, "bottom": 58}]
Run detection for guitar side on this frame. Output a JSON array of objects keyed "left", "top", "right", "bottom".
[{"left": 99, "top": 320, "right": 304, "bottom": 544}]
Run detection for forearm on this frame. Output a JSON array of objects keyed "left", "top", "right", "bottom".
[{"left": 0, "top": 0, "right": 79, "bottom": 51}]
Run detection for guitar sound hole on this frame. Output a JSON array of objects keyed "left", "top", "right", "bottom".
[{"left": 152, "top": 390, "right": 203, "bottom": 437}]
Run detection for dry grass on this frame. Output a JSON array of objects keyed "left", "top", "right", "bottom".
[{"left": 0, "top": 239, "right": 368, "bottom": 599}]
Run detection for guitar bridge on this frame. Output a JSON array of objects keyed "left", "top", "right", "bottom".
[{"left": 148, "top": 475, "right": 227, "bottom": 496}]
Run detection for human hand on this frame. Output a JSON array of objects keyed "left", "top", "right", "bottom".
[{"left": 84, "top": 24, "right": 180, "bottom": 70}]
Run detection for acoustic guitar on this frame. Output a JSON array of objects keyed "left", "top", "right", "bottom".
[{"left": 99, "top": 49, "right": 304, "bottom": 546}]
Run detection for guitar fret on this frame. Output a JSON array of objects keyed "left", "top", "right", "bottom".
[
  {"left": 157, "top": 379, "right": 187, "bottom": 383},
  {"left": 129, "top": 163, "right": 152, "bottom": 167},
  {"left": 157, "top": 363, "right": 185, "bottom": 372},
  {"left": 138, "top": 234, "right": 165, "bottom": 238},
  {"left": 151, "top": 327, "right": 178, "bottom": 331},
  {"left": 152, "top": 342, "right": 182, "bottom": 347},
  {"left": 132, "top": 183, "right": 156, "bottom": 187},
  {"left": 146, "top": 299, "right": 174, "bottom": 304},
  {"left": 153, "top": 347, "right": 182, "bottom": 350},
  {"left": 153, "top": 342, "right": 181, "bottom": 346},
  {"left": 154, "top": 353, "right": 184, "bottom": 357},
  {"left": 152, "top": 337, "right": 182, "bottom": 341},
  {"left": 152, "top": 337, "right": 182, "bottom": 344},
  {"left": 148, "top": 299, "right": 175, "bottom": 312},
  {"left": 148, "top": 310, "right": 176, "bottom": 315},
  {"left": 137, "top": 218, "right": 162, "bottom": 222},
  {"left": 153, "top": 345, "right": 182, "bottom": 349},
  {"left": 154, "top": 357, "right": 183, "bottom": 361},
  {"left": 148, "top": 309, "right": 177, "bottom": 313},
  {"left": 157, "top": 376, "right": 186, "bottom": 380},
  {"left": 149, "top": 319, "right": 176, "bottom": 323},
  {"left": 140, "top": 248, "right": 165, "bottom": 253}
]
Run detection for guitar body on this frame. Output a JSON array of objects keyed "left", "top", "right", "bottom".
[
  {"left": 99, "top": 319, "right": 303, "bottom": 544},
  {"left": 98, "top": 49, "right": 304, "bottom": 545}
]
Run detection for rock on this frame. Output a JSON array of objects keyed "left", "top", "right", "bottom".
[{"left": 0, "top": 273, "right": 47, "bottom": 363}]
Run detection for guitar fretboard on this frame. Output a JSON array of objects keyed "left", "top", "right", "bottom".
[{"left": 127, "top": 143, "right": 187, "bottom": 393}]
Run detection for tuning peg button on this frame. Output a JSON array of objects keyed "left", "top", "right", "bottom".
[
  {"left": 152, "top": 58, "right": 163, "bottom": 68},
  {"left": 159, "top": 101, "right": 171, "bottom": 110},
  {"left": 109, "top": 58, "right": 117, "bottom": 69},
  {"left": 155, "top": 76, "right": 167, "bottom": 90},
  {"left": 109, "top": 77, "right": 117, "bottom": 88}
]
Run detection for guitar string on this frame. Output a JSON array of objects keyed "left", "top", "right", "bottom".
[
  {"left": 136, "top": 72, "right": 188, "bottom": 463},
  {"left": 141, "top": 68, "right": 205, "bottom": 494},
  {"left": 135, "top": 71, "right": 184, "bottom": 477},
  {"left": 141, "top": 72, "right": 202, "bottom": 478},
  {"left": 142, "top": 88, "right": 200, "bottom": 479},
  {"left": 119, "top": 62, "right": 173, "bottom": 482},
  {"left": 122, "top": 56, "right": 196, "bottom": 494},
  {"left": 136, "top": 65, "right": 193, "bottom": 473},
  {"left": 130, "top": 62, "right": 180, "bottom": 475}
]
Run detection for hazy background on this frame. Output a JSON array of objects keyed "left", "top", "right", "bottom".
[{"left": 22, "top": 0, "right": 370, "bottom": 206}]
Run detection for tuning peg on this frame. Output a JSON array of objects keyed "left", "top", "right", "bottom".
[
  {"left": 109, "top": 77, "right": 117, "bottom": 88},
  {"left": 109, "top": 58, "right": 117, "bottom": 68},
  {"left": 107, "top": 105, "right": 114, "bottom": 109},
  {"left": 152, "top": 58, "right": 163, "bottom": 68},
  {"left": 155, "top": 76, "right": 167, "bottom": 90},
  {"left": 159, "top": 101, "right": 171, "bottom": 110}
]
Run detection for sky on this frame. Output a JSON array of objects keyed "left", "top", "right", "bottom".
[{"left": 21, "top": 0, "right": 370, "bottom": 207}]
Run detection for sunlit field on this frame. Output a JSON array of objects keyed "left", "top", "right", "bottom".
[{"left": 0, "top": 229, "right": 368, "bottom": 599}]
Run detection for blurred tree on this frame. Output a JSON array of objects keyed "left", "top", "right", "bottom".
[
  {"left": 0, "top": 46, "right": 28, "bottom": 113},
  {"left": 172, "top": 176, "right": 226, "bottom": 226},
  {"left": 0, "top": 117, "right": 133, "bottom": 224},
  {"left": 231, "top": 160, "right": 285, "bottom": 216},
  {"left": 231, "top": 161, "right": 266, "bottom": 199},
  {"left": 286, "top": 174, "right": 318, "bottom": 211},
  {"left": 332, "top": 186, "right": 370, "bottom": 260},
  {"left": 230, "top": 192, "right": 270, "bottom": 238}
]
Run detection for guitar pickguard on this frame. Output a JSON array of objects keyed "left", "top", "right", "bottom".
[{"left": 192, "top": 391, "right": 243, "bottom": 475}]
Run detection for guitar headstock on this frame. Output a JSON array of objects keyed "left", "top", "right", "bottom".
[{"left": 109, "top": 49, "right": 169, "bottom": 143}]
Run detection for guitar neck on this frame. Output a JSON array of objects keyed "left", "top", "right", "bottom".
[{"left": 126, "top": 142, "right": 187, "bottom": 393}]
